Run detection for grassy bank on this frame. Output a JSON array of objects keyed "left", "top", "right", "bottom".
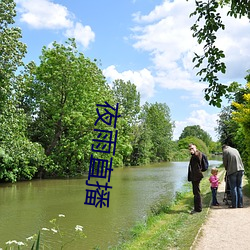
[{"left": 110, "top": 169, "right": 225, "bottom": 250}]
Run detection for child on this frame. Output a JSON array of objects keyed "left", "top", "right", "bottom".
[{"left": 209, "top": 168, "right": 220, "bottom": 206}]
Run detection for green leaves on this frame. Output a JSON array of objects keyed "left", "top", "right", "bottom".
[
  {"left": 138, "top": 102, "right": 174, "bottom": 162},
  {"left": 190, "top": 0, "right": 249, "bottom": 107},
  {"left": 179, "top": 125, "right": 212, "bottom": 146},
  {"left": 23, "top": 39, "right": 116, "bottom": 175},
  {"left": 227, "top": 0, "right": 250, "bottom": 18},
  {"left": 190, "top": 0, "right": 227, "bottom": 107}
]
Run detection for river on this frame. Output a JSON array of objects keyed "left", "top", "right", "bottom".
[{"left": 0, "top": 160, "right": 221, "bottom": 249}]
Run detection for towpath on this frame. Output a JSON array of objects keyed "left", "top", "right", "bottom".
[{"left": 192, "top": 173, "right": 250, "bottom": 250}]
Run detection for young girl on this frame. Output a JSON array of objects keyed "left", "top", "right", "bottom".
[{"left": 209, "top": 168, "right": 220, "bottom": 206}]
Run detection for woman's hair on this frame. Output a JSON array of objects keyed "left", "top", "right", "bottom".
[{"left": 211, "top": 167, "right": 218, "bottom": 174}]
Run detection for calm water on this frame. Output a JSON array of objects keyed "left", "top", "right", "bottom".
[{"left": 0, "top": 160, "right": 221, "bottom": 249}]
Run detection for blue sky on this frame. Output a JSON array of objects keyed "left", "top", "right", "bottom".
[{"left": 14, "top": 0, "right": 250, "bottom": 141}]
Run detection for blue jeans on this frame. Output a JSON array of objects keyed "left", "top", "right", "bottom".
[
  {"left": 228, "top": 170, "right": 244, "bottom": 208},
  {"left": 211, "top": 187, "right": 218, "bottom": 205}
]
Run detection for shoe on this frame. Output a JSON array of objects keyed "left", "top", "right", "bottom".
[
  {"left": 190, "top": 209, "right": 201, "bottom": 214},
  {"left": 228, "top": 205, "right": 236, "bottom": 208},
  {"left": 212, "top": 203, "right": 220, "bottom": 206}
]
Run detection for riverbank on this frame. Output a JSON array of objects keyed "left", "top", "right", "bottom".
[{"left": 111, "top": 169, "right": 224, "bottom": 249}]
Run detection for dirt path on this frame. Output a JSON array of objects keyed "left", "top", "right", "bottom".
[{"left": 192, "top": 174, "right": 250, "bottom": 250}]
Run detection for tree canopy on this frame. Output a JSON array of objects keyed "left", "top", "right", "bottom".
[
  {"left": 0, "top": 0, "right": 221, "bottom": 182},
  {"left": 179, "top": 125, "right": 212, "bottom": 146}
]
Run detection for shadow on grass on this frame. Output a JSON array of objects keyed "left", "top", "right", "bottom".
[{"left": 149, "top": 189, "right": 213, "bottom": 216}]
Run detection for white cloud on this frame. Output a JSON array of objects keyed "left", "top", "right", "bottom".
[
  {"left": 173, "top": 110, "right": 219, "bottom": 141},
  {"left": 16, "top": 0, "right": 95, "bottom": 48},
  {"left": 103, "top": 65, "right": 155, "bottom": 103},
  {"left": 130, "top": 0, "right": 250, "bottom": 97},
  {"left": 16, "top": 0, "right": 73, "bottom": 29},
  {"left": 214, "top": 7, "right": 250, "bottom": 81},
  {"left": 65, "top": 22, "right": 95, "bottom": 48}
]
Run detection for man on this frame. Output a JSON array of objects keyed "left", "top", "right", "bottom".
[
  {"left": 222, "top": 144, "right": 244, "bottom": 208},
  {"left": 188, "top": 143, "right": 204, "bottom": 214}
]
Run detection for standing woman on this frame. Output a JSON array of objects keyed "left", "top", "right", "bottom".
[{"left": 188, "top": 143, "right": 204, "bottom": 214}]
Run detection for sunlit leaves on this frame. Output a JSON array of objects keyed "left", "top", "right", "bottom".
[{"left": 24, "top": 38, "right": 115, "bottom": 175}]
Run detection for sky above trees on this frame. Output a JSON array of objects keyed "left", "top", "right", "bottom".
[{"left": 14, "top": 0, "right": 250, "bottom": 140}]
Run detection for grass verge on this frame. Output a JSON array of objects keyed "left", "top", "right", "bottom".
[{"left": 110, "top": 169, "right": 225, "bottom": 250}]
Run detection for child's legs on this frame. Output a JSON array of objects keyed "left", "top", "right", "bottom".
[{"left": 211, "top": 187, "right": 218, "bottom": 205}]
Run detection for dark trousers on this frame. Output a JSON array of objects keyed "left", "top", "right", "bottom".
[
  {"left": 211, "top": 187, "right": 218, "bottom": 205},
  {"left": 192, "top": 181, "right": 202, "bottom": 212}
]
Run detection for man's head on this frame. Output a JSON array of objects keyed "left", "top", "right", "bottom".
[{"left": 188, "top": 143, "right": 197, "bottom": 155}]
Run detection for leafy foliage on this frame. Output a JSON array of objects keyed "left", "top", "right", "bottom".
[
  {"left": 231, "top": 82, "right": 250, "bottom": 176},
  {"left": 139, "top": 102, "right": 174, "bottom": 162},
  {"left": 178, "top": 136, "right": 209, "bottom": 156},
  {"left": 190, "top": 0, "right": 250, "bottom": 107},
  {"left": 111, "top": 79, "right": 140, "bottom": 165},
  {"left": 179, "top": 125, "right": 212, "bottom": 146},
  {"left": 112, "top": 79, "right": 140, "bottom": 125},
  {"left": 215, "top": 72, "right": 250, "bottom": 176},
  {"left": 0, "top": 0, "right": 48, "bottom": 182},
  {"left": 0, "top": 0, "right": 220, "bottom": 182},
  {"left": 23, "top": 39, "right": 116, "bottom": 176},
  {"left": 216, "top": 106, "right": 240, "bottom": 147}
]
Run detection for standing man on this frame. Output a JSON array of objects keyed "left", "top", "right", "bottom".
[
  {"left": 222, "top": 144, "right": 244, "bottom": 208},
  {"left": 188, "top": 143, "right": 204, "bottom": 214}
]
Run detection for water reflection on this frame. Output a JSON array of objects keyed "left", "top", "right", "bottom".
[{"left": 0, "top": 160, "right": 221, "bottom": 249}]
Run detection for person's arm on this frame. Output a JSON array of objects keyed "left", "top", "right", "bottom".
[{"left": 222, "top": 152, "right": 228, "bottom": 171}]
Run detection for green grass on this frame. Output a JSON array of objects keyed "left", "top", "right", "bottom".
[
  {"left": 110, "top": 170, "right": 225, "bottom": 250},
  {"left": 243, "top": 176, "right": 250, "bottom": 197}
]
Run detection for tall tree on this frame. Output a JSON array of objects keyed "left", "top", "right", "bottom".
[
  {"left": 179, "top": 125, "right": 212, "bottom": 146},
  {"left": 216, "top": 106, "right": 240, "bottom": 147},
  {"left": 0, "top": 0, "right": 47, "bottom": 182},
  {"left": 140, "top": 102, "right": 174, "bottom": 162},
  {"left": 111, "top": 79, "right": 140, "bottom": 165},
  {"left": 190, "top": 0, "right": 250, "bottom": 107},
  {"left": 24, "top": 39, "right": 116, "bottom": 175},
  {"left": 112, "top": 79, "right": 140, "bottom": 125},
  {"left": 230, "top": 75, "right": 250, "bottom": 176},
  {"left": 0, "top": 0, "right": 27, "bottom": 109}
]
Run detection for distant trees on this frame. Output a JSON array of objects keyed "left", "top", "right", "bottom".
[
  {"left": 139, "top": 102, "right": 174, "bottom": 163},
  {"left": 177, "top": 125, "right": 211, "bottom": 158},
  {"left": 216, "top": 106, "right": 240, "bottom": 147},
  {"left": 0, "top": 1, "right": 176, "bottom": 180},
  {"left": 1, "top": 0, "right": 221, "bottom": 182},
  {"left": 178, "top": 136, "right": 209, "bottom": 156},
  {"left": 179, "top": 125, "right": 212, "bottom": 146}
]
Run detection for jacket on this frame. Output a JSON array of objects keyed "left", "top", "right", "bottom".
[
  {"left": 188, "top": 150, "right": 204, "bottom": 182},
  {"left": 223, "top": 146, "right": 244, "bottom": 176},
  {"left": 209, "top": 175, "right": 219, "bottom": 188}
]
